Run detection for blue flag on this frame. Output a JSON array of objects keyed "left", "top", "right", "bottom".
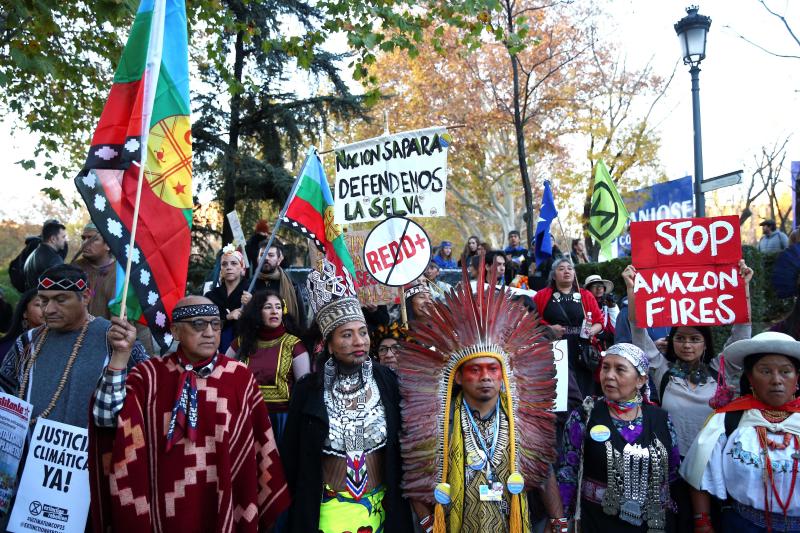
[{"left": 534, "top": 181, "right": 559, "bottom": 266}]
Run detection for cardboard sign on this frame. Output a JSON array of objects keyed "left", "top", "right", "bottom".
[
  {"left": 552, "top": 340, "right": 569, "bottom": 413},
  {"left": 309, "top": 230, "right": 401, "bottom": 306},
  {"left": 8, "top": 419, "right": 90, "bottom": 533},
  {"left": 363, "top": 217, "right": 431, "bottom": 287},
  {"left": 631, "top": 215, "right": 748, "bottom": 328},
  {"left": 333, "top": 126, "right": 450, "bottom": 223},
  {"left": 225, "top": 210, "right": 250, "bottom": 268},
  {"left": 0, "top": 393, "right": 32, "bottom": 513}
]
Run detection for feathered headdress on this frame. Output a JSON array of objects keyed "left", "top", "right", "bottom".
[{"left": 397, "top": 258, "right": 557, "bottom": 533}]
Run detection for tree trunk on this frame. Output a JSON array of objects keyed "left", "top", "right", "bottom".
[
  {"left": 222, "top": 30, "right": 245, "bottom": 245},
  {"left": 509, "top": 51, "right": 535, "bottom": 247}
]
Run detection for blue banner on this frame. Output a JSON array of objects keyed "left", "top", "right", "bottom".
[{"left": 614, "top": 176, "right": 694, "bottom": 257}]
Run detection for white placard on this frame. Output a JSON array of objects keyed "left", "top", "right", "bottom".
[
  {"left": 363, "top": 217, "right": 431, "bottom": 287},
  {"left": 552, "top": 340, "right": 569, "bottom": 412},
  {"left": 333, "top": 126, "right": 450, "bottom": 223},
  {"left": 225, "top": 210, "right": 250, "bottom": 268},
  {"left": 8, "top": 419, "right": 90, "bottom": 533},
  {"left": 0, "top": 393, "right": 32, "bottom": 513}
]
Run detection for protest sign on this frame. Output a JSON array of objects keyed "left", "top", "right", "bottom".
[
  {"left": 225, "top": 210, "right": 250, "bottom": 268},
  {"left": 552, "top": 340, "right": 569, "bottom": 412},
  {"left": 309, "top": 230, "right": 401, "bottom": 306},
  {"left": 333, "top": 126, "right": 450, "bottom": 224},
  {"left": 363, "top": 217, "right": 431, "bottom": 287},
  {"left": 8, "top": 419, "right": 89, "bottom": 533},
  {"left": 0, "top": 393, "right": 31, "bottom": 513},
  {"left": 631, "top": 215, "right": 749, "bottom": 328}
]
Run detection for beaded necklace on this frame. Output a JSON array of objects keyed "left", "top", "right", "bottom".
[
  {"left": 18, "top": 319, "right": 91, "bottom": 426},
  {"left": 756, "top": 426, "right": 800, "bottom": 529}
]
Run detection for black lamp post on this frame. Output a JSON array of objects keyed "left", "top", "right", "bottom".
[{"left": 675, "top": 5, "right": 711, "bottom": 217}]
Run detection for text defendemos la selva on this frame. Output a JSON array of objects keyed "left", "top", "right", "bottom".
[{"left": 333, "top": 126, "right": 450, "bottom": 224}]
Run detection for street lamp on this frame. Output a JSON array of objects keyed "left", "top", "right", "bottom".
[{"left": 675, "top": 5, "right": 711, "bottom": 217}]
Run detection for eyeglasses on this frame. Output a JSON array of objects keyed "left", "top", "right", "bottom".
[
  {"left": 176, "top": 318, "right": 223, "bottom": 332},
  {"left": 378, "top": 345, "right": 400, "bottom": 355},
  {"left": 673, "top": 336, "right": 704, "bottom": 345}
]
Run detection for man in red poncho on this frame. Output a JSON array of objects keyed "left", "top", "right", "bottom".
[{"left": 89, "top": 295, "right": 289, "bottom": 532}]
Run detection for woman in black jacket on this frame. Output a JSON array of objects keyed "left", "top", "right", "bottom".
[{"left": 280, "top": 283, "right": 413, "bottom": 533}]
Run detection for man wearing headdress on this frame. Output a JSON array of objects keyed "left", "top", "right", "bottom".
[
  {"left": 0, "top": 264, "right": 148, "bottom": 429},
  {"left": 88, "top": 295, "right": 289, "bottom": 532},
  {"left": 399, "top": 262, "right": 565, "bottom": 533}
]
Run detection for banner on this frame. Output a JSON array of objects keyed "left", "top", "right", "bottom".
[
  {"left": 8, "top": 419, "right": 90, "bottom": 533},
  {"left": 225, "top": 211, "right": 249, "bottom": 268},
  {"left": 0, "top": 393, "right": 31, "bottom": 513},
  {"left": 309, "top": 231, "right": 401, "bottom": 306},
  {"left": 613, "top": 176, "right": 693, "bottom": 257},
  {"left": 631, "top": 215, "right": 749, "bottom": 328},
  {"left": 333, "top": 126, "right": 450, "bottom": 223}
]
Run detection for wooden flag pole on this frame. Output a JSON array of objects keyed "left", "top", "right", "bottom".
[
  {"left": 118, "top": 160, "right": 148, "bottom": 321},
  {"left": 399, "top": 286, "right": 407, "bottom": 327}
]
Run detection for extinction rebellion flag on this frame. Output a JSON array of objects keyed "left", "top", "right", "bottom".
[
  {"left": 589, "top": 159, "right": 629, "bottom": 261},
  {"left": 74, "top": 0, "right": 191, "bottom": 349}
]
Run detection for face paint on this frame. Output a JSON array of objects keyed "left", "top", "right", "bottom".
[{"left": 460, "top": 361, "right": 502, "bottom": 384}]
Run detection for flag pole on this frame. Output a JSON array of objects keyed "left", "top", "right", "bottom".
[
  {"left": 118, "top": 161, "right": 148, "bottom": 321},
  {"left": 246, "top": 146, "right": 316, "bottom": 294}
]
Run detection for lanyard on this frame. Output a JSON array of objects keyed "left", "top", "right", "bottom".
[{"left": 463, "top": 397, "right": 500, "bottom": 480}]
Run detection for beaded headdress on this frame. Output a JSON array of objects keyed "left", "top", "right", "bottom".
[
  {"left": 397, "top": 257, "right": 557, "bottom": 533},
  {"left": 307, "top": 257, "right": 364, "bottom": 339}
]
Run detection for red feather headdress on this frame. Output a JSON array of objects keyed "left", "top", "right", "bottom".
[{"left": 397, "top": 258, "right": 557, "bottom": 531}]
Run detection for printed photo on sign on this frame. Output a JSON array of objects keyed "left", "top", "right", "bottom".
[
  {"left": 0, "top": 393, "right": 32, "bottom": 513},
  {"left": 363, "top": 217, "right": 431, "bottom": 287},
  {"left": 333, "top": 126, "right": 450, "bottom": 223},
  {"left": 630, "top": 215, "right": 749, "bottom": 328},
  {"left": 8, "top": 419, "right": 90, "bottom": 533}
]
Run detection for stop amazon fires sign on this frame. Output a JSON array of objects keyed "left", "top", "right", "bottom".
[{"left": 631, "top": 215, "right": 749, "bottom": 328}]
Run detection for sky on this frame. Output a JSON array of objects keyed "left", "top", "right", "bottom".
[{"left": 1, "top": 0, "right": 798, "bottom": 226}]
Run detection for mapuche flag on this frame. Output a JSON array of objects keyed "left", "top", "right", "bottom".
[
  {"left": 74, "top": 0, "right": 191, "bottom": 349},
  {"left": 588, "top": 159, "right": 629, "bottom": 261},
  {"left": 282, "top": 149, "right": 356, "bottom": 282}
]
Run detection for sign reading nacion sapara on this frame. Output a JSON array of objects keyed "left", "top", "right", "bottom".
[{"left": 333, "top": 126, "right": 450, "bottom": 224}]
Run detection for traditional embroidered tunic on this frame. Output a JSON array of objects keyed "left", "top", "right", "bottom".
[
  {"left": 89, "top": 351, "right": 289, "bottom": 532},
  {"left": 682, "top": 410, "right": 800, "bottom": 528}
]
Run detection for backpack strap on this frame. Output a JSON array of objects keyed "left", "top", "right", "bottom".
[{"left": 724, "top": 410, "right": 744, "bottom": 438}]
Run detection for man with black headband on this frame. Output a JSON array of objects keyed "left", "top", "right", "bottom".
[
  {"left": 89, "top": 295, "right": 289, "bottom": 532},
  {"left": 0, "top": 263, "right": 148, "bottom": 428}
]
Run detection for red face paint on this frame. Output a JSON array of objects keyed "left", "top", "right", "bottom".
[{"left": 460, "top": 362, "right": 502, "bottom": 384}]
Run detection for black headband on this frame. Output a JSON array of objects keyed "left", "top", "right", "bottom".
[
  {"left": 38, "top": 275, "right": 88, "bottom": 292},
  {"left": 172, "top": 304, "right": 220, "bottom": 322}
]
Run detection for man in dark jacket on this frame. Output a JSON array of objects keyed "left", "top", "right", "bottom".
[{"left": 23, "top": 219, "right": 68, "bottom": 290}]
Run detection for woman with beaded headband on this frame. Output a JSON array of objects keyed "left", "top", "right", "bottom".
[
  {"left": 281, "top": 258, "right": 413, "bottom": 533},
  {"left": 204, "top": 243, "right": 249, "bottom": 353},
  {"left": 556, "top": 343, "right": 681, "bottom": 532},
  {"left": 371, "top": 321, "right": 409, "bottom": 371},
  {"left": 398, "top": 257, "right": 562, "bottom": 533}
]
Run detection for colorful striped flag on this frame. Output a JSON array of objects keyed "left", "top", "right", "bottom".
[
  {"left": 75, "top": 0, "right": 191, "bottom": 349},
  {"left": 282, "top": 150, "right": 356, "bottom": 279}
]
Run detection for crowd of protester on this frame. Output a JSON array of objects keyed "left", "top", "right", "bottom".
[{"left": 2, "top": 217, "right": 800, "bottom": 533}]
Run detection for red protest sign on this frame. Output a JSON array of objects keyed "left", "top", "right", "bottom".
[{"left": 631, "top": 216, "right": 749, "bottom": 328}]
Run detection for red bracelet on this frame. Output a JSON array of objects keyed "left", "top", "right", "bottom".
[{"left": 107, "top": 365, "right": 126, "bottom": 372}]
